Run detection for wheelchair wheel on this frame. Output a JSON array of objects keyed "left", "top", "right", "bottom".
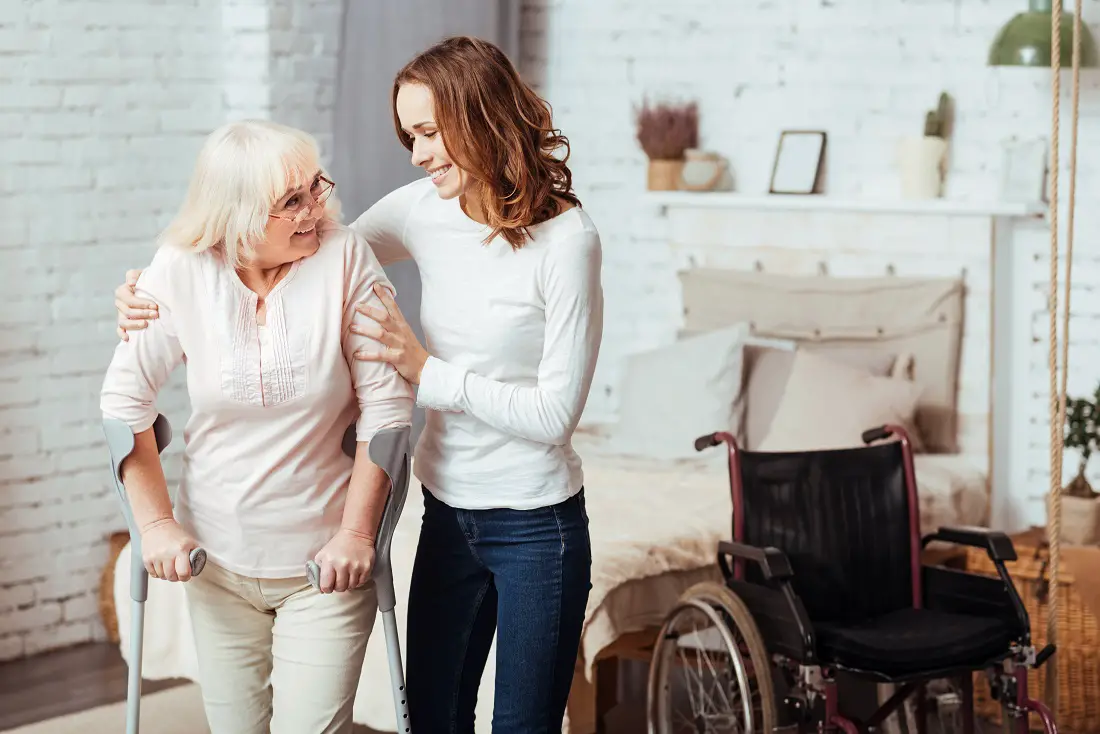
[{"left": 647, "top": 581, "right": 777, "bottom": 734}]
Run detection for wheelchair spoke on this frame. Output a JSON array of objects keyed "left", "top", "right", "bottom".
[
  {"left": 650, "top": 601, "right": 767, "bottom": 732},
  {"left": 674, "top": 617, "right": 732, "bottom": 718},
  {"left": 648, "top": 583, "right": 778, "bottom": 734}
]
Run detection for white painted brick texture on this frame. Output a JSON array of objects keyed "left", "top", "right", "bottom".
[
  {"left": 0, "top": 0, "right": 339, "bottom": 662},
  {"left": 3, "top": 0, "right": 1099, "bottom": 661},
  {"left": 519, "top": 0, "right": 1100, "bottom": 526}
]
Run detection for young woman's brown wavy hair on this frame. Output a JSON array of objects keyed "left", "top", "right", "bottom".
[{"left": 392, "top": 36, "right": 580, "bottom": 250}]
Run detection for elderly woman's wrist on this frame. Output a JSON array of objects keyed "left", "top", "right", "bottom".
[
  {"left": 139, "top": 516, "right": 177, "bottom": 536},
  {"left": 339, "top": 526, "right": 376, "bottom": 545}
]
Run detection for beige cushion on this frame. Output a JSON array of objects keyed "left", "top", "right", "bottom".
[
  {"left": 738, "top": 342, "right": 901, "bottom": 451},
  {"left": 679, "top": 268, "right": 963, "bottom": 452},
  {"left": 757, "top": 349, "right": 926, "bottom": 452},
  {"left": 607, "top": 324, "right": 750, "bottom": 460}
]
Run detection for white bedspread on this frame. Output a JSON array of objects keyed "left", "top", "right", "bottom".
[{"left": 112, "top": 438, "right": 989, "bottom": 733}]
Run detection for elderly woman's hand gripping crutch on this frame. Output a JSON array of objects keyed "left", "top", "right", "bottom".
[
  {"left": 103, "top": 415, "right": 207, "bottom": 734},
  {"left": 307, "top": 424, "right": 413, "bottom": 734}
]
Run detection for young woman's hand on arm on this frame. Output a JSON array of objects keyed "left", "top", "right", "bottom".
[
  {"left": 312, "top": 232, "right": 416, "bottom": 594},
  {"left": 351, "top": 284, "right": 430, "bottom": 385},
  {"left": 100, "top": 263, "right": 200, "bottom": 582},
  {"left": 113, "top": 268, "right": 158, "bottom": 340}
]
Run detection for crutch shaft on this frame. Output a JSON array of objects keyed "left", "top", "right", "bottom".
[
  {"left": 382, "top": 608, "right": 410, "bottom": 733},
  {"left": 127, "top": 597, "right": 145, "bottom": 734}
]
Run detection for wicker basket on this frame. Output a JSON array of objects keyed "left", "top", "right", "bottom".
[
  {"left": 966, "top": 529, "right": 1100, "bottom": 733},
  {"left": 98, "top": 531, "right": 130, "bottom": 644}
]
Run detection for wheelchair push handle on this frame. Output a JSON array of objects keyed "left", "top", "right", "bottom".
[
  {"left": 861, "top": 425, "right": 892, "bottom": 444},
  {"left": 694, "top": 433, "right": 721, "bottom": 451}
]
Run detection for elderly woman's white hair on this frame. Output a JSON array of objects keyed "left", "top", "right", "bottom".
[{"left": 158, "top": 119, "right": 341, "bottom": 268}]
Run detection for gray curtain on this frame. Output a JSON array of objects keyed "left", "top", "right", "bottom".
[{"left": 330, "top": 0, "right": 520, "bottom": 448}]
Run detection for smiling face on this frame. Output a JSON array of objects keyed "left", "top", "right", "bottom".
[
  {"left": 395, "top": 83, "right": 472, "bottom": 201},
  {"left": 253, "top": 171, "right": 332, "bottom": 268}
]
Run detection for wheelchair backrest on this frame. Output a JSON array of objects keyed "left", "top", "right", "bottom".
[{"left": 737, "top": 441, "right": 915, "bottom": 624}]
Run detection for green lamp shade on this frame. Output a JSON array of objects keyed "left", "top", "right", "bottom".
[{"left": 989, "top": 2, "right": 1100, "bottom": 67}]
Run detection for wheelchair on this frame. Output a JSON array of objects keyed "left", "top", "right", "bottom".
[{"left": 646, "top": 424, "right": 1057, "bottom": 734}]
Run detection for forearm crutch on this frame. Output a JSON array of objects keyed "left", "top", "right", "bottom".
[
  {"left": 306, "top": 424, "right": 412, "bottom": 734},
  {"left": 103, "top": 415, "right": 207, "bottom": 734}
]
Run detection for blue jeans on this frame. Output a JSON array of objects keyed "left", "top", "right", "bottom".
[{"left": 405, "top": 486, "right": 592, "bottom": 733}]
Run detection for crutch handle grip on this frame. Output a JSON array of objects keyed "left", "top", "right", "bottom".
[{"left": 189, "top": 547, "right": 207, "bottom": 576}]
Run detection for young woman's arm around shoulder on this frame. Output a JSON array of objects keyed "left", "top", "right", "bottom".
[
  {"left": 354, "top": 228, "right": 603, "bottom": 446},
  {"left": 109, "top": 180, "right": 425, "bottom": 338}
]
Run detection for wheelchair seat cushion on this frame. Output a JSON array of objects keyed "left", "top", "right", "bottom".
[{"left": 815, "top": 607, "right": 1013, "bottom": 678}]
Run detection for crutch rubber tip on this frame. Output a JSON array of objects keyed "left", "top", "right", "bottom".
[
  {"left": 306, "top": 560, "right": 321, "bottom": 590},
  {"left": 189, "top": 548, "right": 207, "bottom": 576}
]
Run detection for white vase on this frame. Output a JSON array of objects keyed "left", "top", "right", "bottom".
[
  {"left": 679, "top": 149, "right": 733, "bottom": 191},
  {"left": 898, "top": 136, "right": 948, "bottom": 199},
  {"left": 1062, "top": 495, "right": 1100, "bottom": 545}
]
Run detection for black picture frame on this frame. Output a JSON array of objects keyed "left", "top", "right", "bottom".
[{"left": 769, "top": 130, "right": 827, "bottom": 195}]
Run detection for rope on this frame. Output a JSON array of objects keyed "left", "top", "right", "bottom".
[
  {"left": 1043, "top": 0, "right": 1083, "bottom": 710},
  {"left": 1043, "top": 0, "right": 1062, "bottom": 710}
]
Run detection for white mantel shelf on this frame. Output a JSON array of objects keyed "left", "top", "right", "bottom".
[{"left": 645, "top": 191, "right": 1046, "bottom": 218}]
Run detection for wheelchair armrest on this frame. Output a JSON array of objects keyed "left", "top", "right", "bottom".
[
  {"left": 718, "top": 540, "right": 793, "bottom": 581},
  {"left": 718, "top": 541, "right": 816, "bottom": 663},
  {"left": 923, "top": 525, "right": 1017, "bottom": 563},
  {"left": 923, "top": 526, "right": 1032, "bottom": 647}
]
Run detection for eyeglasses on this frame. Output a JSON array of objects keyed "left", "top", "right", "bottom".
[{"left": 269, "top": 174, "right": 335, "bottom": 223}]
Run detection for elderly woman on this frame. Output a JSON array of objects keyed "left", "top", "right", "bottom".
[{"left": 99, "top": 119, "right": 414, "bottom": 734}]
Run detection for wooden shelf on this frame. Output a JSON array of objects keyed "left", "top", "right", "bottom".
[{"left": 644, "top": 191, "right": 1047, "bottom": 219}]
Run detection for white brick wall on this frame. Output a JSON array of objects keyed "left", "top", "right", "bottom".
[
  {"left": 3, "top": 0, "right": 1099, "bottom": 661},
  {"left": 518, "top": 0, "right": 1100, "bottom": 529},
  {"left": 0, "top": 0, "right": 339, "bottom": 661}
]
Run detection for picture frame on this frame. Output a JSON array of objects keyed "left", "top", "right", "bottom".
[
  {"left": 769, "top": 130, "right": 827, "bottom": 195},
  {"left": 999, "top": 136, "right": 1048, "bottom": 205}
]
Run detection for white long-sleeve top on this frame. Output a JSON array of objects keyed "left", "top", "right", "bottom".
[
  {"left": 351, "top": 178, "right": 603, "bottom": 510},
  {"left": 100, "top": 223, "right": 414, "bottom": 577}
]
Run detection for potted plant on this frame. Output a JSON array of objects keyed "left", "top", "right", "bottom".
[
  {"left": 898, "top": 91, "right": 952, "bottom": 199},
  {"left": 1062, "top": 380, "right": 1100, "bottom": 544},
  {"left": 634, "top": 98, "right": 699, "bottom": 191}
]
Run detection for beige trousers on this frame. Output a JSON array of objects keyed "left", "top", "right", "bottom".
[{"left": 184, "top": 561, "right": 376, "bottom": 734}]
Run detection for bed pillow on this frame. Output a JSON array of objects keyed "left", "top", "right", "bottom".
[
  {"left": 679, "top": 268, "right": 963, "bottom": 452},
  {"left": 757, "top": 349, "right": 925, "bottom": 453},
  {"left": 738, "top": 342, "right": 902, "bottom": 451},
  {"left": 607, "top": 323, "right": 751, "bottom": 460}
]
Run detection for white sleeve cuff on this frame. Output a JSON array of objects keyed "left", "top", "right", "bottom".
[{"left": 415, "top": 356, "right": 466, "bottom": 413}]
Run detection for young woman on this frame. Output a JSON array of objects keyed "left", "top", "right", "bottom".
[
  {"left": 101, "top": 119, "right": 414, "bottom": 734},
  {"left": 113, "top": 36, "right": 603, "bottom": 731}
]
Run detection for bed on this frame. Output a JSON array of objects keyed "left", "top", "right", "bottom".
[
  {"left": 110, "top": 268, "right": 992, "bottom": 733},
  {"left": 110, "top": 441, "right": 988, "bottom": 732}
]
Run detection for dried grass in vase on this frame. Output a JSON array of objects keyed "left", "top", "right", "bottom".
[{"left": 634, "top": 99, "right": 699, "bottom": 161}]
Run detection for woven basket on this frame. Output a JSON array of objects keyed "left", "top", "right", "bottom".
[
  {"left": 98, "top": 531, "right": 130, "bottom": 644},
  {"left": 966, "top": 530, "right": 1100, "bottom": 733}
]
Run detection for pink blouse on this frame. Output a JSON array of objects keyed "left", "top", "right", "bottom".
[{"left": 100, "top": 223, "right": 414, "bottom": 578}]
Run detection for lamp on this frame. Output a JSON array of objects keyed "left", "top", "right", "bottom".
[{"left": 988, "top": 0, "right": 1099, "bottom": 67}]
